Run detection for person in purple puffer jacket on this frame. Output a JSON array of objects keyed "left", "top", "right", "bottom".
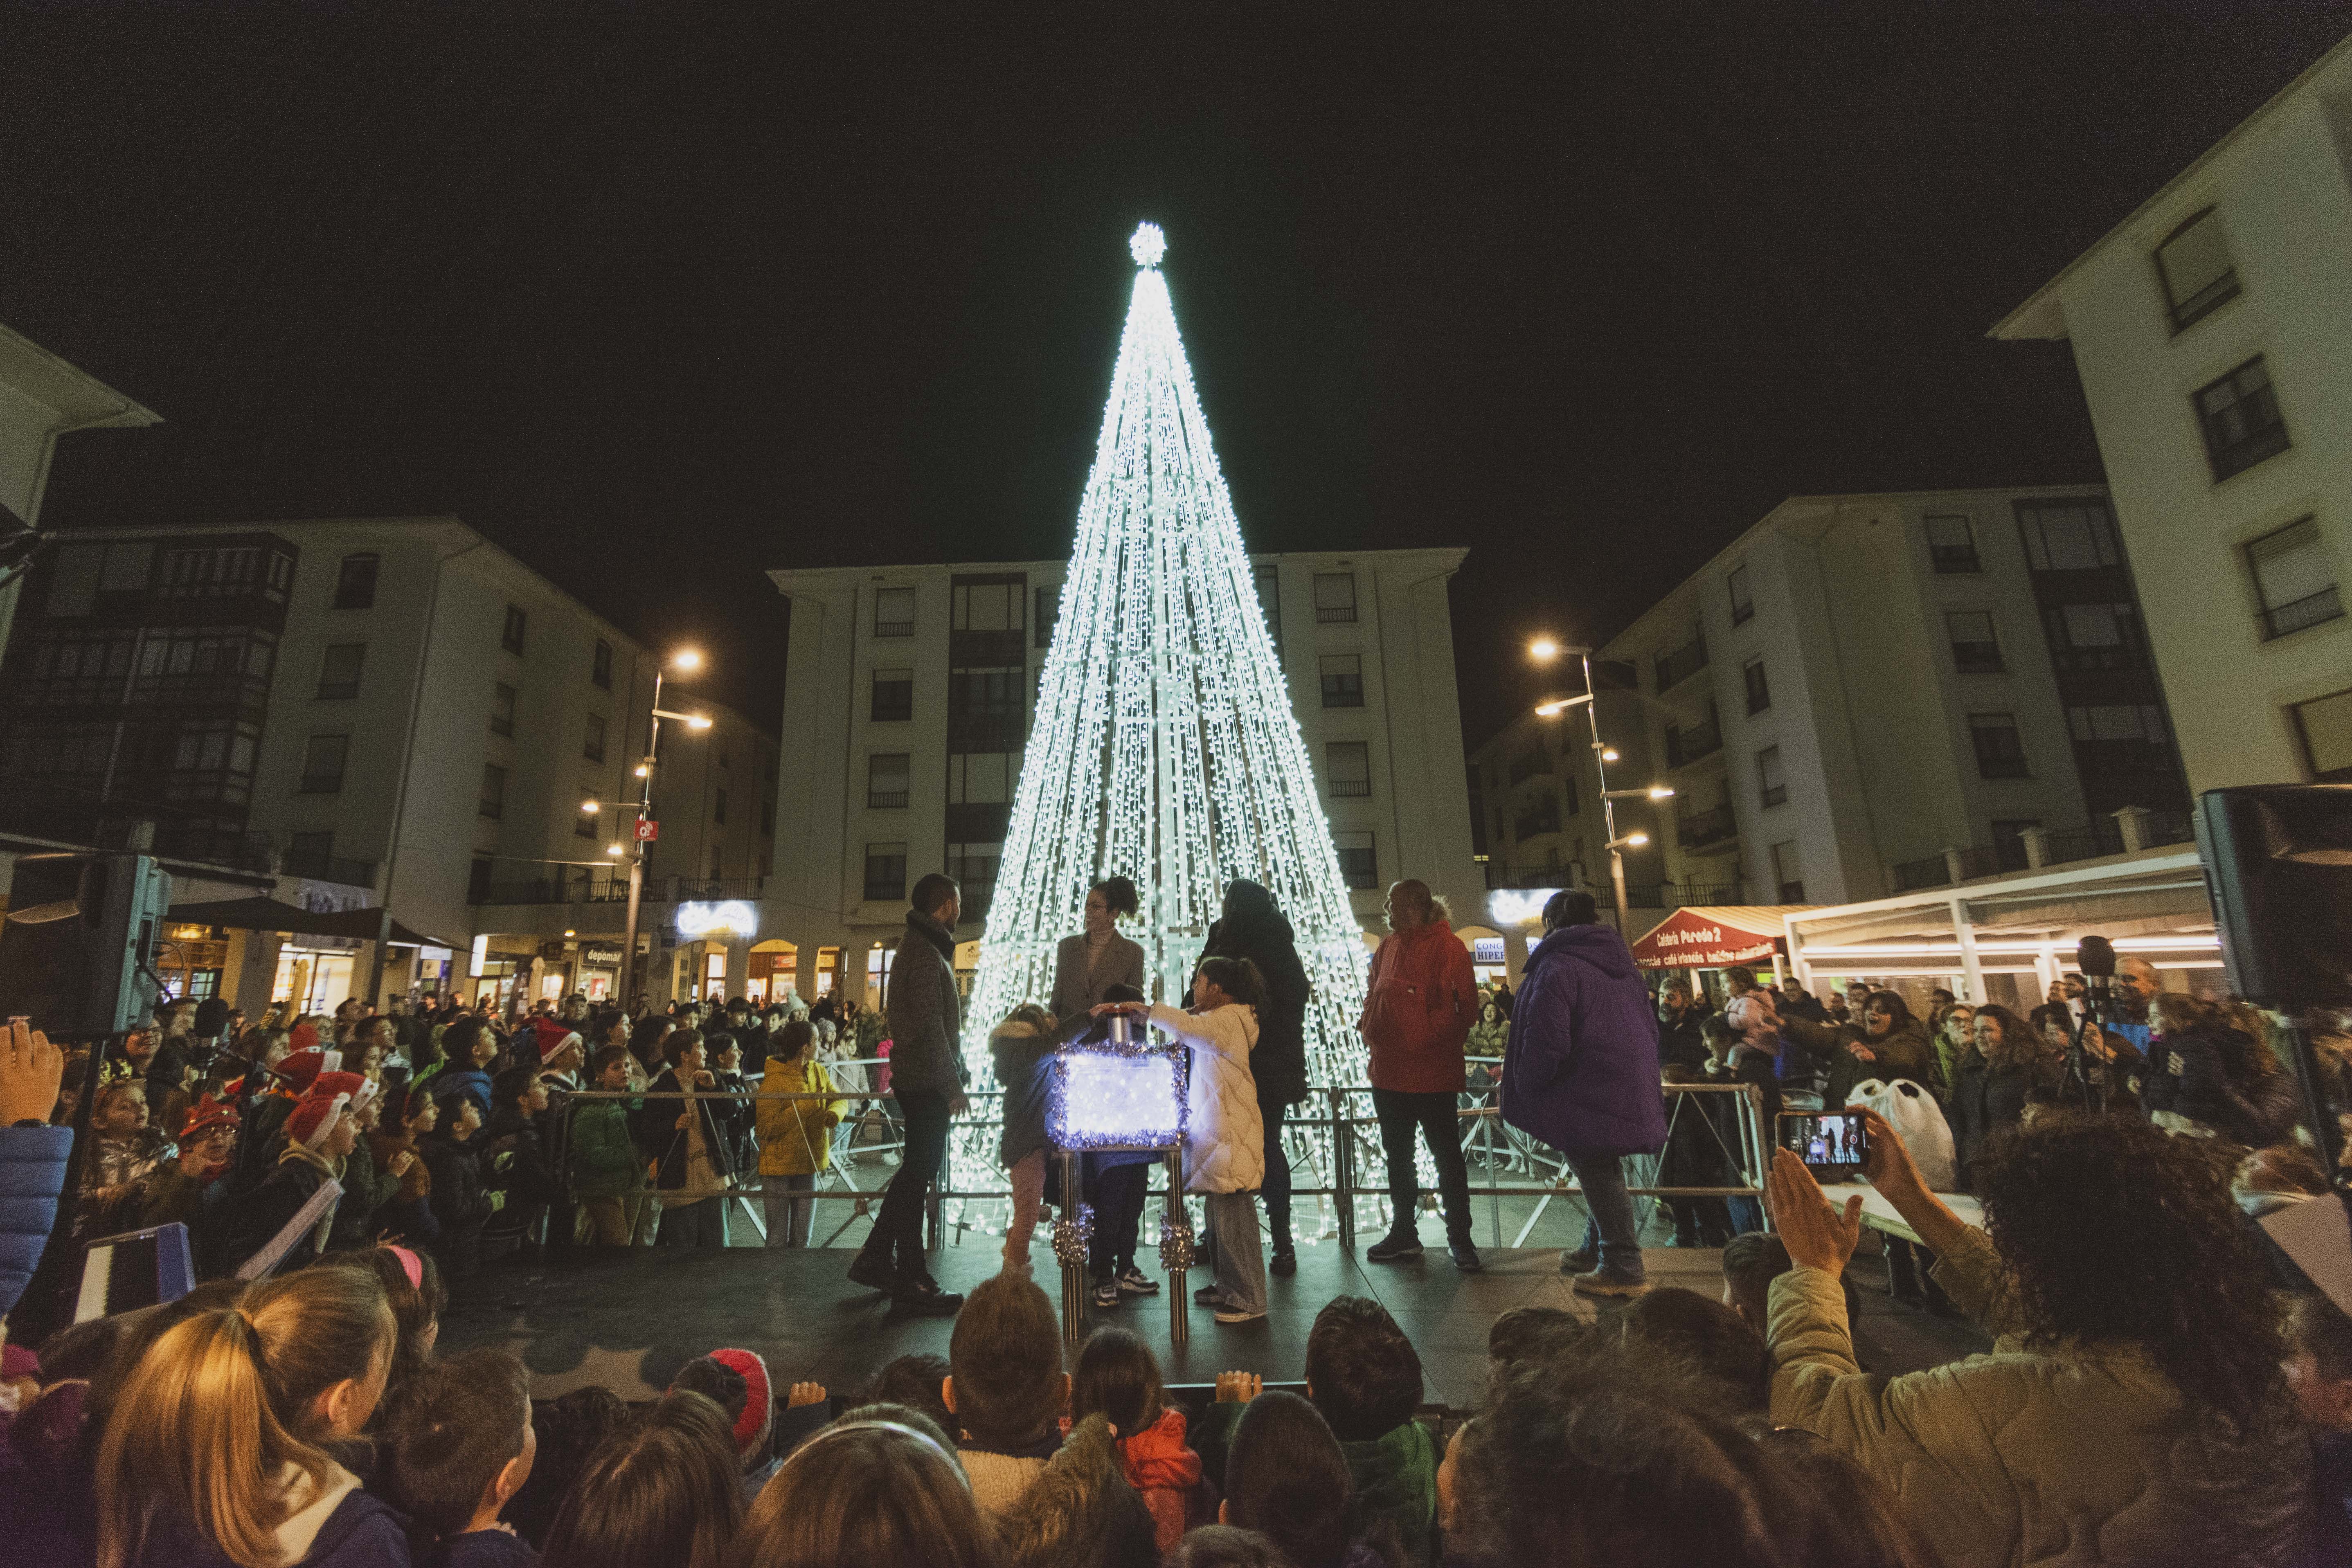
[{"left": 1498, "top": 888, "right": 1667, "bottom": 1298}]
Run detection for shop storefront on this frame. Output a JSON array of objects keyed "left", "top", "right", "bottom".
[
  {"left": 1628, "top": 905, "right": 1815, "bottom": 1006},
  {"left": 160, "top": 922, "right": 231, "bottom": 1001},
  {"left": 275, "top": 943, "right": 360, "bottom": 1012},
  {"left": 580, "top": 944, "right": 623, "bottom": 1001}
]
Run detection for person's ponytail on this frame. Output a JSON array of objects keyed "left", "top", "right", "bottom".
[{"left": 95, "top": 1268, "right": 393, "bottom": 1568}]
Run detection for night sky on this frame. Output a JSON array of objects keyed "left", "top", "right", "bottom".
[{"left": 5, "top": 7, "right": 2345, "bottom": 744}]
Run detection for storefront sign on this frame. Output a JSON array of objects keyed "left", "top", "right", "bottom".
[
  {"left": 675, "top": 900, "right": 758, "bottom": 939},
  {"left": 583, "top": 945, "right": 624, "bottom": 967},
  {"left": 635, "top": 818, "right": 660, "bottom": 841},
  {"left": 1629, "top": 907, "right": 1785, "bottom": 969},
  {"left": 1472, "top": 936, "right": 1505, "bottom": 964}
]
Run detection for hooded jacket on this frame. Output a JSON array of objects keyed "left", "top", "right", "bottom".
[
  {"left": 1499, "top": 921, "right": 1667, "bottom": 1157},
  {"left": 1196, "top": 880, "right": 1310, "bottom": 1107},
  {"left": 989, "top": 1018, "right": 1059, "bottom": 1169},
  {"left": 1114, "top": 1408, "right": 1210, "bottom": 1553},
  {"left": 885, "top": 909, "right": 966, "bottom": 1096},
  {"left": 0, "top": 1124, "right": 71, "bottom": 1320},
  {"left": 1147, "top": 1002, "right": 1265, "bottom": 1193},
  {"left": 756, "top": 1055, "right": 845, "bottom": 1177},
  {"left": 1360, "top": 918, "right": 1478, "bottom": 1094},
  {"left": 1340, "top": 1418, "right": 1441, "bottom": 1568},
  {"left": 988, "top": 1413, "right": 1160, "bottom": 1568}
]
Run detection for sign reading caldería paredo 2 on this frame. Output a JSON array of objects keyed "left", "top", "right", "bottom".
[{"left": 1629, "top": 907, "right": 1783, "bottom": 969}]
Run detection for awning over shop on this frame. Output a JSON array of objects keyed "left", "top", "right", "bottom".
[
  {"left": 165, "top": 896, "right": 448, "bottom": 948},
  {"left": 1631, "top": 906, "right": 1813, "bottom": 969}
]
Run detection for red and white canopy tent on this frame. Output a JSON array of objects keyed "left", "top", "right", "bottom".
[{"left": 1629, "top": 906, "right": 1816, "bottom": 974}]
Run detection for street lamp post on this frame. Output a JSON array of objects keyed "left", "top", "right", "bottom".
[
  {"left": 1530, "top": 642, "right": 1662, "bottom": 931},
  {"left": 616, "top": 650, "right": 711, "bottom": 1012}
]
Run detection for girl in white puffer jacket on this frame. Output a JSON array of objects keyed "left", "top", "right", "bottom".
[{"left": 1107, "top": 955, "right": 1269, "bottom": 1323}]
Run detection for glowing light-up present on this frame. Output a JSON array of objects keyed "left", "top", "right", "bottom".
[{"left": 1049, "top": 1039, "right": 1186, "bottom": 1152}]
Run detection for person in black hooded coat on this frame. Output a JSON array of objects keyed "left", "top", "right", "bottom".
[{"left": 1195, "top": 878, "right": 1310, "bottom": 1273}]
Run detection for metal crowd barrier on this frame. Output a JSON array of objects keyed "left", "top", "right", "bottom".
[{"left": 546, "top": 1070, "right": 1771, "bottom": 1255}]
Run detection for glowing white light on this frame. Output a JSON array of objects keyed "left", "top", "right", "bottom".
[
  {"left": 1129, "top": 222, "right": 1166, "bottom": 268},
  {"left": 954, "top": 226, "right": 1371, "bottom": 1200},
  {"left": 675, "top": 900, "right": 757, "bottom": 938},
  {"left": 1050, "top": 1048, "right": 1186, "bottom": 1148},
  {"left": 1528, "top": 638, "right": 1560, "bottom": 661},
  {"left": 1489, "top": 889, "right": 1562, "bottom": 926}
]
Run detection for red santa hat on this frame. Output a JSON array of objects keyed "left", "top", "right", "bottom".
[
  {"left": 706, "top": 1348, "right": 772, "bottom": 1454},
  {"left": 286, "top": 1071, "right": 373, "bottom": 1150},
  {"left": 289, "top": 1021, "right": 322, "bottom": 1055},
  {"left": 277, "top": 1046, "right": 343, "bottom": 1093},
  {"left": 532, "top": 1017, "right": 585, "bottom": 1064},
  {"left": 179, "top": 1093, "right": 240, "bottom": 1142}
]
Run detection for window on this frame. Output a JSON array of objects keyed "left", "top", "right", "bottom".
[
  {"left": 874, "top": 587, "right": 916, "bottom": 637},
  {"left": 1742, "top": 658, "right": 1771, "bottom": 715},
  {"left": 2195, "top": 356, "right": 2291, "bottom": 480},
  {"left": 947, "top": 751, "right": 1018, "bottom": 804},
  {"left": 2017, "top": 499, "right": 2122, "bottom": 571},
  {"left": 863, "top": 842, "right": 908, "bottom": 902},
  {"left": 1319, "top": 654, "right": 1364, "bottom": 708},
  {"left": 1945, "top": 612, "right": 2004, "bottom": 673},
  {"left": 1325, "top": 741, "right": 1372, "bottom": 798},
  {"left": 1255, "top": 564, "right": 1284, "bottom": 659},
  {"left": 316, "top": 643, "right": 365, "bottom": 700},
  {"left": 1992, "top": 819, "right": 2041, "bottom": 873},
  {"left": 1035, "top": 586, "right": 1060, "bottom": 649},
  {"left": 592, "top": 639, "right": 613, "bottom": 690},
  {"left": 1756, "top": 745, "right": 1787, "bottom": 808},
  {"left": 947, "top": 842, "right": 1001, "bottom": 911},
  {"left": 1728, "top": 564, "right": 1754, "bottom": 626},
  {"left": 948, "top": 667, "right": 1026, "bottom": 751},
  {"left": 1770, "top": 840, "right": 1804, "bottom": 903},
  {"left": 500, "top": 604, "right": 527, "bottom": 654},
  {"left": 2290, "top": 688, "right": 2352, "bottom": 781},
  {"left": 333, "top": 553, "right": 378, "bottom": 610},
  {"left": 868, "top": 753, "right": 911, "bottom": 809},
  {"left": 951, "top": 581, "right": 1022, "bottom": 632},
  {"left": 576, "top": 795, "right": 600, "bottom": 838},
  {"left": 479, "top": 763, "right": 508, "bottom": 819},
  {"left": 871, "top": 668, "right": 913, "bottom": 722},
  {"left": 1969, "top": 713, "right": 2029, "bottom": 779},
  {"left": 1925, "top": 514, "right": 1980, "bottom": 574},
  {"left": 2246, "top": 517, "right": 2343, "bottom": 640},
  {"left": 1334, "top": 831, "right": 1377, "bottom": 890},
  {"left": 712, "top": 787, "right": 728, "bottom": 826},
  {"left": 583, "top": 711, "right": 606, "bottom": 762},
  {"left": 2154, "top": 208, "right": 2239, "bottom": 332},
  {"left": 2041, "top": 601, "right": 2147, "bottom": 672},
  {"left": 489, "top": 682, "right": 516, "bottom": 737},
  {"left": 1313, "top": 572, "right": 1357, "bottom": 624},
  {"left": 2067, "top": 704, "right": 2173, "bottom": 774},
  {"left": 300, "top": 734, "right": 349, "bottom": 794}
]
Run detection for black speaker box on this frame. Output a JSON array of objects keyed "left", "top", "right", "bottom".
[
  {"left": 0, "top": 853, "right": 173, "bottom": 1033},
  {"left": 2194, "top": 785, "right": 2352, "bottom": 1010}
]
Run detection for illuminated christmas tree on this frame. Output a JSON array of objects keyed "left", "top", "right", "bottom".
[{"left": 956, "top": 224, "right": 1369, "bottom": 1183}]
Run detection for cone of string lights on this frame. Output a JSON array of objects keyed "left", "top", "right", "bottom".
[{"left": 948, "top": 223, "right": 1371, "bottom": 1222}]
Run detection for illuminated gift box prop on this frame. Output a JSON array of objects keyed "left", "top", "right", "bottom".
[{"left": 1043, "top": 1014, "right": 1196, "bottom": 1328}]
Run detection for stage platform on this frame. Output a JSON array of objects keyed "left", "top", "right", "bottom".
[{"left": 438, "top": 1239, "right": 1988, "bottom": 1411}]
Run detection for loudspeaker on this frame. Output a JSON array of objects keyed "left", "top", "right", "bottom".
[
  {"left": 0, "top": 853, "right": 174, "bottom": 1034},
  {"left": 2195, "top": 785, "right": 2352, "bottom": 1010}
]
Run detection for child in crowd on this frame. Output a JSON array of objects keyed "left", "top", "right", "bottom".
[
  {"left": 502, "top": 1387, "right": 628, "bottom": 1550},
  {"left": 2286, "top": 1293, "right": 2352, "bottom": 1559},
  {"left": 319, "top": 1244, "right": 446, "bottom": 1430},
  {"left": 1301, "top": 1296, "right": 1438, "bottom": 1568},
  {"left": 1218, "top": 1390, "right": 1373, "bottom": 1568},
  {"left": 1617, "top": 1285, "right": 1769, "bottom": 1414},
  {"left": 670, "top": 1347, "right": 830, "bottom": 1503},
  {"left": 1484, "top": 1303, "right": 1581, "bottom": 1378},
  {"left": 989, "top": 1002, "right": 1060, "bottom": 1278},
  {"left": 1071, "top": 1327, "right": 1213, "bottom": 1551},
  {"left": 541, "top": 1391, "right": 745, "bottom": 1568},
  {"left": 93, "top": 1266, "right": 407, "bottom": 1568},
  {"left": 569, "top": 1046, "right": 649, "bottom": 1246},
  {"left": 865, "top": 1351, "right": 954, "bottom": 1435},
  {"left": 704, "top": 1033, "right": 756, "bottom": 1178},
  {"left": 1118, "top": 956, "right": 1268, "bottom": 1323},
  {"left": 383, "top": 1350, "right": 537, "bottom": 1567},
  {"left": 733, "top": 1410, "right": 996, "bottom": 1568},
  {"left": 1702, "top": 1013, "right": 1775, "bottom": 1233},
  {"left": 943, "top": 1273, "right": 1159, "bottom": 1558},
  {"left": 1171, "top": 1525, "right": 1293, "bottom": 1568},
  {"left": 756, "top": 1020, "right": 845, "bottom": 1249}
]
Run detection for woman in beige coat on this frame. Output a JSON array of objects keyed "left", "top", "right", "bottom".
[{"left": 1765, "top": 1107, "right": 2311, "bottom": 1568}]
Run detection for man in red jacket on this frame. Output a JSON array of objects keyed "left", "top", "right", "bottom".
[{"left": 1359, "top": 880, "right": 1482, "bottom": 1271}]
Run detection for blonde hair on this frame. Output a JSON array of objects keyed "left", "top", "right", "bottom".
[{"left": 96, "top": 1267, "right": 395, "bottom": 1568}]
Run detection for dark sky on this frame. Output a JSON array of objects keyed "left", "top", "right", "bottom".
[{"left": 5, "top": 6, "right": 2346, "bottom": 744}]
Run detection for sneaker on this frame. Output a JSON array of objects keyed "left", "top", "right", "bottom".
[
  {"left": 1195, "top": 1283, "right": 1229, "bottom": 1306},
  {"left": 1116, "top": 1267, "right": 1159, "bottom": 1297},
  {"left": 1093, "top": 1278, "right": 1122, "bottom": 1309},
  {"left": 1213, "top": 1305, "right": 1268, "bottom": 1325},
  {"left": 1366, "top": 1230, "right": 1424, "bottom": 1263},
  {"left": 892, "top": 1271, "right": 965, "bottom": 1314},
  {"left": 1447, "top": 1235, "right": 1483, "bottom": 1273},
  {"left": 847, "top": 1249, "right": 900, "bottom": 1293},
  {"left": 1557, "top": 1246, "right": 1597, "bottom": 1276},
  {"left": 1569, "top": 1268, "right": 1650, "bottom": 1299},
  {"left": 1269, "top": 1244, "right": 1297, "bottom": 1278}
]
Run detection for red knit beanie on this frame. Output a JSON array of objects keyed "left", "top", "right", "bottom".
[{"left": 286, "top": 1071, "right": 372, "bottom": 1149}]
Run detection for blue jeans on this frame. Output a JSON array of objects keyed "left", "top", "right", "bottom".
[{"left": 1564, "top": 1150, "right": 1644, "bottom": 1280}]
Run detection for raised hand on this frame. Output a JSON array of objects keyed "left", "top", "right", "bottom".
[
  {"left": 0, "top": 1019, "right": 65, "bottom": 1126},
  {"left": 1214, "top": 1370, "right": 1263, "bottom": 1404},
  {"left": 787, "top": 1381, "right": 827, "bottom": 1408},
  {"left": 1765, "top": 1149, "right": 1862, "bottom": 1276}
]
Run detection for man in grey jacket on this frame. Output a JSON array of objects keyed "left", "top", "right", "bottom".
[{"left": 848, "top": 871, "right": 969, "bottom": 1313}]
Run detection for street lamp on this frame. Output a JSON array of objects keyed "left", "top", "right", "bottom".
[
  {"left": 1527, "top": 637, "right": 1665, "bottom": 931},
  {"left": 617, "top": 648, "right": 714, "bottom": 1010}
]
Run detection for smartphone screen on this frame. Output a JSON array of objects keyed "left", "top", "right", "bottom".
[{"left": 1780, "top": 1111, "right": 1868, "bottom": 1179}]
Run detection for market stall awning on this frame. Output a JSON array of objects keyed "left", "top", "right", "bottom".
[
  {"left": 165, "top": 896, "right": 448, "bottom": 948},
  {"left": 1631, "top": 906, "right": 1813, "bottom": 969}
]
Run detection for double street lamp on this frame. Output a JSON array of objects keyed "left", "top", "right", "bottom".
[
  {"left": 1528, "top": 639, "right": 1670, "bottom": 930},
  {"left": 590, "top": 648, "right": 713, "bottom": 1010}
]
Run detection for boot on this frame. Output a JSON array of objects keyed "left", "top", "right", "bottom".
[
  {"left": 847, "top": 1242, "right": 900, "bottom": 1294},
  {"left": 1269, "top": 1213, "right": 1296, "bottom": 1277}
]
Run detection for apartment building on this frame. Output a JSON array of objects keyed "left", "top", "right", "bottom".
[
  {"left": 1993, "top": 32, "right": 2352, "bottom": 791},
  {"left": 762, "top": 547, "right": 1483, "bottom": 1001},
  {"left": 0, "top": 516, "right": 775, "bottom": 1010},
  {"left": 1471, "top": 487, "right": 2190, "bottom": 944}
]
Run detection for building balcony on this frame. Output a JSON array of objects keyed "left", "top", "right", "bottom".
[
  {"left": 1675, "top": 802, "right": 1738, "bottom": 850},
  {"left": 1663, "top": 715, "right": 1722, "bottom": 768},
  {"left": 2260, "top": 585, "right": 2343, "bottom": 641},
  {"left": 470, "top": 871, "right": 767, "bottom": 907},
  {"left": 1654, "top": 633, "right": 1708, "bottom": 693}
]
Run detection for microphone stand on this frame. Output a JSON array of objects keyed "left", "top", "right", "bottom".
[{"left": 2060, "top": 984, "right": 2111, "bottom": 1115}]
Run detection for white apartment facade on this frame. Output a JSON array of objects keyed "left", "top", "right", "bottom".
[
  {"left": 0, "top": 516, "right": 775, "bottom": 1011},
  {"left": 1471, "top": 487, "right": 2191, "bottom": 962},
  {"left": 1993, "top": 32, "right": 2352, "bottom": 791},
  {"left": 762, "top": 547, "right": 1485, "bottom": 1003}
]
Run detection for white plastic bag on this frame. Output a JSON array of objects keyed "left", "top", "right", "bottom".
[{"left": 1848, "top": 1077, "right": 1957, "bottom": 1192}]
